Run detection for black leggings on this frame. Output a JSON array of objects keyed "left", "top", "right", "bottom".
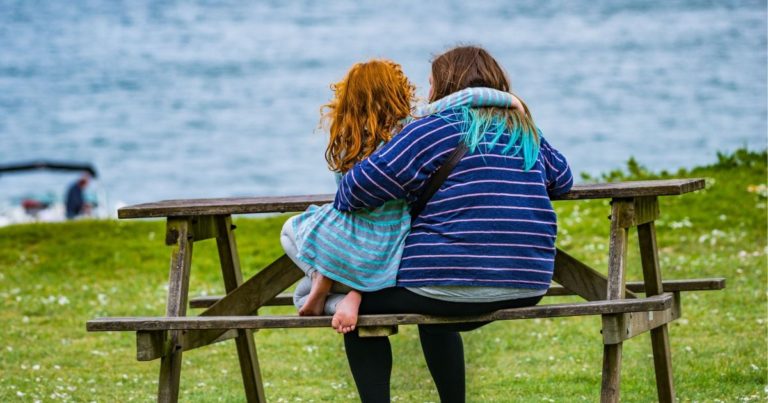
[{"left": 343, "top": 288, "right": 543, "bottom": 403}]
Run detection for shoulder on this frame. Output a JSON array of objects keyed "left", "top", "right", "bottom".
[
  {"left": 396, "top": 111, "right": 463, "bottom": 141},
  {"left": 403, "top": 111, "right": 455, "bottom": 131}
]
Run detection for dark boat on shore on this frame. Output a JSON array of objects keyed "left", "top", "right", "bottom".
[{"left": 0, "top": 160, "right": 103, "bottom": 225}]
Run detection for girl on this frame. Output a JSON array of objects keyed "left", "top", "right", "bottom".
[{"left": 280, "top": 59, "right": 524, "bottom": 333}]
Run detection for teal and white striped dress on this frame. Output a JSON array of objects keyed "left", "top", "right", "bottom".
[{"left": 282, "top": 87, "right": 520, "bottom": 295}]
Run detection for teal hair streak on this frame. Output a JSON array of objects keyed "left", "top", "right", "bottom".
[{"left": 442, "top": 106, "right": 540, "bottom": 171}]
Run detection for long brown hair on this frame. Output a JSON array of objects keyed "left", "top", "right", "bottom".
[
  {"left": 322, "top": 60, "right": 416, "bottom": 173},
  {"left": 430, "top": 46, "right": 539, "bottom": 168}
]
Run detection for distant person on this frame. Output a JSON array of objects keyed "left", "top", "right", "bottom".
[{"left": 65, "top": 174, "right": 91, "bottom": 219}]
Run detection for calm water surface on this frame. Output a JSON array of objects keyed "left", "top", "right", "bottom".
[{"left": 0, "top": 0, "right": 765, "bottom": 212}]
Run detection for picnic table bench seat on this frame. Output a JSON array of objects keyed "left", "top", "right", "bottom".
[
  {"left": 186, "top": 278, "right": 726, "bottom": 308},
  {"left": 86, "top": 178, "right": 722, "bottom": 403}
]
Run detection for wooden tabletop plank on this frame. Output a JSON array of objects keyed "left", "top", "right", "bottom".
[{"left": 118, "top": 178, "right": 705, "bottom": 219}]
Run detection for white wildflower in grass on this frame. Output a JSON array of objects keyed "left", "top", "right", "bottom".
[
  {"left": 16, "top": 391, "right": 25, "bottom": 397},
  {"left": 32, "top": 364, "right": 40, "bottom": 370},
  {"left": 97, "top": 293, "right": 108, "bottom": 305},
  {"left": 22, "top": 316, "right": 29, "bottom": 324},
  {"left": 684, "top": 346, "right": 693, "bottom": 352},
  {"left": 330, "top": 381, "right": 345, "bottom": 390},
  {"left": 750, "top": 364, "right": 759, "bottom": 371},
  {"left": 669, "top": 217, "right": 693, "bottom": 229},
  {"left": 57, "top": 295, "right": 70, "bottom": 305},
  {"left": 303, "top": 345, "right": 318, "bottom": 353},
  {"left": 6, "top": 346, "right": 12, "bottom": 352}
]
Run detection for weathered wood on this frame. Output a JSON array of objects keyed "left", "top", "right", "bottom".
[
  {"left": 87, "top": 293, "right": 673, "bottom": 331},
  {"left": 614, "top": 196, "right": 660, "bottom": 228},
  {"left": 117, "top": 179, "right": 705, "bottom": 219},
  {"left": 601, "top": 200, "right": 632, "bottom": 403},
  {"left": 182, "top": 254, "right": 303, "bottom": 352},
  {"left": 158, "top": 218, "right": 193, "bottom": 403},
  {"left": 639, "top": 222, "right": 676, "bottom": 403},
  {"left": 138, "top": 329, "right": 239, "bottom": 361},
  {"left": 137, "top": 331, "right": 167, "bottom": 362},
  {"left": 187, "top": 278, "right": 725, "bottom": 309},
  {"left": 553, "top": 249, "right": 637, "bottom": 301},
  {"left": 164, "top": 216, "right": 218, "bottom": 245},
  {"left": 602, "top": 292, "right": 681, "bottom": 344},
  {"left": 359, "top": 326, "right": 399, "bottom": 337},
  {"left": 632, "top": 196, "right": 660, "bottom": 227},
  {"left": 191, "top": 294, "right": 294, "bottom": 308},
  {"left": 214, "top": 215, "right": 265, "bottom": 403}
]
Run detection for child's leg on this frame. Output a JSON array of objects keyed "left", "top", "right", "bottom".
[
  {"left": 298, "top": 272, "right": 333, "bottom": 316},
  {"left": 331, "top": 290, "right": 363, "bottom": 334}
]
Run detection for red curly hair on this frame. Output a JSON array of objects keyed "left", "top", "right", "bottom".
[{"left": 322, "top": 59, "right": 415, "bottom": 173}]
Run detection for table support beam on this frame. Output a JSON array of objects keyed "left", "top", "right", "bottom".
[
  {"left": 600, "top": 199, "right": 632, "bottom": 403},
  {"left": 158, "top": 218, "right": 193, "bottom": 403},
  {"left": 214, "top": 215, "right": 266, "bottom": 403},
  {"left": 602, "top": 292, "right": 680, "bottom": 344},
  {"left": 639, "top": 221, "right": 676, "bottom": 403},
  {"left": 182, "top": 254, "right": 303, "bottom": 351},
  {"left": 553, "top": 249, "right": 637, "bottom": 301}
]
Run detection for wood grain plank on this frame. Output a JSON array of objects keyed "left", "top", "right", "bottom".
[
  {"left": 86, "top": 293, "right": 673, "bottom": 331},
  {"left": 601, "top": 200, "right": 632, "bottom": 403},
  {"left": 639, "top": 221, "right": 676, "bottom": 403},
  {"left": 214, "top": 216, "right": 265, "bottom": 403},
  {"left": 181, "top": 254, "right": 303, "bottom": 351},
  {"left": 117, "top": 179, "right": 705, "bottom": 219},
  {"left": 553, "top": 249, "right": 637, "bottom": 301},
  {"left": 158, "top": 218, "right": 193, "bottom": 403},
  {"left": 602, "top": 292, "right": 681, "bottom": 344},
  {"left": 187, "top": 278, "right": 725, "bottom": 309}
]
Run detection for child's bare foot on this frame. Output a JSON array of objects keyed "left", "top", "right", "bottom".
[
  {"left": 298, "top": 273, "right": 332, "bottom": 316},
  {"left": 331, "top": 291, "right": 362, "bottom": 334}
]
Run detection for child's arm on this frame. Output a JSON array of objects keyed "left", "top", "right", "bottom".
[{"left": 415, "top": 87, "right": 524, "bottom": 117}]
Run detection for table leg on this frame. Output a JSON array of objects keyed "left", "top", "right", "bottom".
[
  {"left": 214, "top": 215, "right": 266, "bottom": 403},
  {"left": 600, "top": 199, "right": 631, "bottom": 403},
  {"left": 158, "top": 218, "right": 194, "bottom": 403},
  {"left": 638, "top": 221, "right": 676, "bottom": 402}
]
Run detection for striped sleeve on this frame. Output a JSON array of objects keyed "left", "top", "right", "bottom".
[
  {"left": 334, "top": 114, "right": 460, "bottom": 212},
  {"left": 539, "top": 137, "right": 573, "bottom": 197}
]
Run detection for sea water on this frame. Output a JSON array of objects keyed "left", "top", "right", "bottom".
[{"left": 0, "top": 0, "right": 765, "bottom": 215}]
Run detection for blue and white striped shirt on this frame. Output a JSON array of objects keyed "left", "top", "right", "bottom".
[{"left": 335, "top": 111, "right": 573, "bottom": 290}]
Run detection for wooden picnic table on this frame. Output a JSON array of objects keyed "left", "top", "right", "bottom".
[{"left": 87, "top": 178, "right": 725, "bottom": 402}]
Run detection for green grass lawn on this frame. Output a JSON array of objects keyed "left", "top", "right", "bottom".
[{"left": 1, "top": 149, "right": 766, "bottom": 402}]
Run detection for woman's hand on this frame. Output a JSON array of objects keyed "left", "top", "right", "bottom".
[{"left": 510, "top": 93, "right": 524, "bottom": 112}]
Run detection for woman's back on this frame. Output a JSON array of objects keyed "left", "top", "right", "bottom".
[{"left": 334, "top": 109, "right": 573, "bottom": 290}]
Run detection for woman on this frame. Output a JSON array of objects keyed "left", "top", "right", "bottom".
[{"left": 334, "top": 45, "right": 573, "bottom": 402}]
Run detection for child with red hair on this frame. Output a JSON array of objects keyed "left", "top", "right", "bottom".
[{"left": 281, "top": 59, "right": 523, "bottom": 333}]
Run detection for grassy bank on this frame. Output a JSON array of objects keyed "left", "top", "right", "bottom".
[{"left": 1, "top": 149, "right": 766, "bottom": 402}]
